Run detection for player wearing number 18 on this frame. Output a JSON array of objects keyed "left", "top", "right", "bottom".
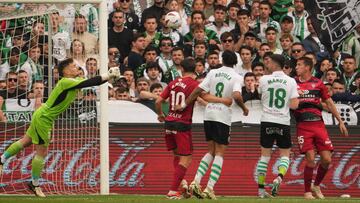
[
  {"left": 155, "top": 58, "right": 231, "bottom": 199},
  {"left": 0, "top": 58, "right": 121, "bottom": 197},
  {"left": 256, "top": 54, "right": 299, "bottom": 198},
  {"left": 294, "top": 57, "right": 348, "bottom": 200}
]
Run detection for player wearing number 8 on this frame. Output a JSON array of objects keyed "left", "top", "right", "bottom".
[
  {"left": 294, "top": 56, "right": 348, "bottom": 199},
  {"left": 180, "top": 50, "right": 249, "bottom": 200},
  {"left": 256, "top": 54, "right": 299, "bottom": 198}
]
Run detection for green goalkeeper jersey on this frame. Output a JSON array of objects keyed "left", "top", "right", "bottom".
[{"left": 41, "top": 77, "right": 84, "bottom": 121}]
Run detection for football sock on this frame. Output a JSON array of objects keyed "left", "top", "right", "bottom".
[
  {"left": 1, "top": 141, "right": 24, "bottom": 162},
  {"left": 304, "top": 166, "right": 314, "bottom": 192},
  {"left": 257, "top": 156, "right": 270, "bottom": 188},
  {"left": 170, "top": 164, "right": 187, "bottom": 191},
  {"left": 278, "top": 156, "right": 290, "bottom": 178},
  {"left": 173, "top": 156, "right": 180, "bottom": 169},
  {"left": 314, "top": 165, "right": 328, "bottom": 186},
  {"left": 207, "top": 155, "right": 223, "bottom": 190},
  {"left": 194, "top": 153, "right": 213, "bottom": 184},
  {"left": 31, "top": 155, "right": 45, "bottom": 186}
]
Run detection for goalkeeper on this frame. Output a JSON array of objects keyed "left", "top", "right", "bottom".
[{"left": 0, "top": 58, "right": 120, "bottom": 197}]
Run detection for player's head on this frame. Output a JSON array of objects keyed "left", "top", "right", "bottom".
[
  {"left": 222, "top": 50, "right": 237, "bottom": 67},
  {"left": 296, "top": 56, "right": 313, "bottom": 76},
  {"left": 180, "top": 57, "right": 196, "bottom": 74},
  {"left": 269, "top": 54, "right": 285, "bottom": 72},
  {"left": 58, "top": 58, "right": 78, "bottom": 78}
]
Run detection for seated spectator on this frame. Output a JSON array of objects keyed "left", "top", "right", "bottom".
[
  {"left": 145, "top": 62, "right": 167, "bottom": 87},
  {"left": 20, "top": 45, "right": 43, "bottom": 87},
  {"left": 195, "top": 57, "right": 206, "bottom": 76},
  {"left": 138, "top": 83, "right": 169, "bottom": 114},
  {"left": 324, "top": 68, "right": 339, "bottom": 85},
  {"left": 134, "top": 77, "right": 150, "bottom": 100},
  {"left": 242, "top": 72, "right": 260, "bottom": 102},
  {"left": 86, "top": 57, "right": 98, "bottom": 78},
  {"left": 17, "top": 70, "right": 30, "bottom": 91},
  {"left": 0, "top": 71, "right": 27, "bottom": 121},
  {"left": 162, "top": 47, "right": 184, "bottom": 84},
  {"left": 115, "top": 86, "right": 131, "bottom": 101},
  {"left": 135, "top": 45, "right": 158, "bottom": 79},
  {"left": 251, "top": 62, "right": 265, "bottom": 77},
  {"left": 70, "top": 39, "right": 87, "bottom": 75},
  {"left": 72, "top": 14, "right": 98, "bottom": 56},
  {"left": 331, "top": 79, "right": 360, "bottom": 103}
]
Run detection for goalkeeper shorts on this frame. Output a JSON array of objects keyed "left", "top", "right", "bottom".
[{"left": 27, "top": 111, "right": 52, "bottom": 147}]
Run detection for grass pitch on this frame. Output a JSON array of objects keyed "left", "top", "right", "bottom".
[{"left": 0, "top": 195, "right": 359, "bottom": 203}]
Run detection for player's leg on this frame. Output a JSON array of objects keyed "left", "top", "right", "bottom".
[
  {"left": 191, "top": 121, "right": 215, "bottom": 199},
  {"left": 203, "top": 143, "right": 226, "bottom": 200},
  {"left": 304, "top": 150, "right": 316, "bottom": 199},
  {"left": 203, "top": 122, "right": 230, "bottom": 200},
  {"left": 28, "top": 144, "right": 47, "bottom": 197},
  {"left": 167, "top": 130, "right": 192, "bottom": 199},
  {"left": 257, "top": 122, "right": 274, "bottom": 198},
  {"left": 257, "top": 147, "right": 271, "bottom": 198},
  {"left": 272, "top": 124, "right": 291, "bottom": 196},
  {"left": 311, "top": 123, "right": 333, "bottom": 199},
  {"left": 271, "top": 148, "right": 290, "bottom": 197},
  {"left": 0, "top": 135, "right": 32, "bottom": 176},
  {"left": 311, "top": 150, "right": 331, "bottom": 200}
]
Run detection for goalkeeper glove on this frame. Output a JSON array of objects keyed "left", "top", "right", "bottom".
[{"left": 102, "top": 67, "right": 121, "bottom": 82}]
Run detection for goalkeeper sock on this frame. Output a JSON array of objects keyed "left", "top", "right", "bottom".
[
  {"left": 278, "top": 156, "right": 290, "bottom": 178},
  {"left": 257, "top": 156, "right": 270, "bottom": 188},
  {"left": 1, "top": 141, "right": 24, "bottom": 163},
  {"left": 194, "top": 153, "right": 213, "bottom": 184},
  {"left": 31, "top": 155, "right": 45, "bottom": 186},
  {"left": 207, "top": 155, "right": 223, "bottom": 190}
]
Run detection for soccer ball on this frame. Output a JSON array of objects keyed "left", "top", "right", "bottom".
[{"left": 165, "top": 11, "right": 181, "bottom": 29}]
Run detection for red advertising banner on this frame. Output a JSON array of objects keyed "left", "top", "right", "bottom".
[
  {"left": 0, "top": 123, "right": 359, "bottom": 197},
  {"left": 109, "top": 123, "right": 360, "bottom": 197}
]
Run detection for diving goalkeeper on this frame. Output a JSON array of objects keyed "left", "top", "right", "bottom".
[{"left": 0, "top": 58, "right": 120, "bottom": 197}]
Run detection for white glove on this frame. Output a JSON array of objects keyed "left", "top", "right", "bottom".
[{"left": 108, "top": 67, "right": 121, "bottom": 80}]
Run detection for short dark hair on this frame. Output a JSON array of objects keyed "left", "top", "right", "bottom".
[
  {"left": 145, "top": 61, "right": 161, "bottom": 72},
  {"left": 214, "top": 4, "right": 227, "bottom": 12},
  {"left": 270, "top": 54, "right": 285, "bottom": 68},
  {"left": 132, "top": 33, "right": 145, "bottom": 43},
  {"left": 237, "top": 9, "right": 250, "bottom": 17},
  {"left": 172, "top": 46, "right": 184, "bottom": 54},
  {"left": 239, "top": 45, "right": 253, "bottom": 55},
  {"left": 191, "top": 11, "right": 205, "bottom": 20},
  {"left": 180, "top": 57, "right": 196, "bottom": 73},
  {"left": 143, "top": 45, "right": 158, "bottom": 56},
  {"left": 222, "top": 50, "right": 237, "bottom": 67},
  {"left": 244, "top": 72, "right": 256, "bottom": 80},
  {"left": 220, "top": 31, "right": 233, "bottom": 42},
  {"left": 265, "top": 26, "right": 277, "bottom": 34},
  {"left": 332, "top": 79, "right": 345, "bottom": 86},
  {"left": 326, "top": 68, "right": 339, "bottom": 77},
  {"left": 259, "top": 0, "right": 272, "bottom": 9},
  {"left": 58, "top": 58, "right": 74, "bottom": 77},
  {"left": 150, "top": 83, "right": 163, "bottom": 92},
  {"left": 251, "top": 62, "right": 264, "bottom": 71},
  {"left": 298, "top": 56, "right": 314, "bottom": 69}
]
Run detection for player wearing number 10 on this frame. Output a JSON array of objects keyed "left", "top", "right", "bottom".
[
  {"left": 0, "top": 58, "right": 121, "bottom": 197},
  {"left": 256, "top": 54, "right": 299, "bottom": 198}
]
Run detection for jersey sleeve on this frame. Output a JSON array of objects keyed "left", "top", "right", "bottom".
[
  {"left": 289, "top": 78, "right": 299, "bottom": 99},
  {"left": 233, "top": 75, "right": 243, "bottom": 93},
  {"left": 60, "top": 77, "right": 86, "bottom": 90},
  {"left": 319, "top": 81, "right": 331, "bottom": 100},
  {"left": 160, "top": 83, "right": 171, "bottom": 99},
  {"left": 199, "top": 71, "right": 212, "bottom": 92}
]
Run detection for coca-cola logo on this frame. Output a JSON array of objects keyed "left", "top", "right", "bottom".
[
  {"left": 0, "top": 138, "right": 153, "bottom": 188},
  {"left": 253, "top": 145, "right": 360, "bottom": 189}
]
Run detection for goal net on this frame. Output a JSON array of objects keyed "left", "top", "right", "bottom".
[{"left": 0, "top": 2, "right": 105, "bottom": 195}]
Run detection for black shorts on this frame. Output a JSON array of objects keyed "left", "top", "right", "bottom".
[
  {"left": 260, "top": 122, "right": 291, "bottom": 149},
  {"left": 204, "top": 121, "right": 230, "bottom": 145}
]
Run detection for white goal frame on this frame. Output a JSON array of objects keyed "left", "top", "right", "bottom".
[{"left": 0, "top": 0, "right": 109, "bottom": 195}]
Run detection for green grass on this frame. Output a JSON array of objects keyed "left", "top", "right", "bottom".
[{"left": 0, "top": 195, "right": 359, "bottom": 203}]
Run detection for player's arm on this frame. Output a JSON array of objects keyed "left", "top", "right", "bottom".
[
  {"left": 69, "top": 67, "right": 121, "bottom": 90},
  {"left": 323, "top": 98, "right": 348, "bottom": 136},
  {"left": 155, "top": 96, "right": 166, "bottom": 122},
  {"left": 233, "top": 91, "right": 249, "bottom": 116},
  {"left": 180, "top": 87, "right": 204, "bottom": 109},
  {"left": 200, "top": 92, "right": 232, "bottom": 106},
  {"left": 289, "top": 98, "right": 299, "bottom": 110}
]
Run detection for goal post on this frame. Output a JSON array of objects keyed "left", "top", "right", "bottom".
[{"left": 0, "top": 0, "right": 109, "bottom": 195}]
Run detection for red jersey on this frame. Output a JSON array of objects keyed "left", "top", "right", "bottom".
[
  {"left": 160, "top": 76, "right": 199, "bottom": 125},
  {"left": 294, "top": 77, "right": 330, "bottom": 122}
]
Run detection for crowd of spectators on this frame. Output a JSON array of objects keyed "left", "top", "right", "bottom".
[{"left": 0, "top": 0, "right": 359, "bottom": 118}]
